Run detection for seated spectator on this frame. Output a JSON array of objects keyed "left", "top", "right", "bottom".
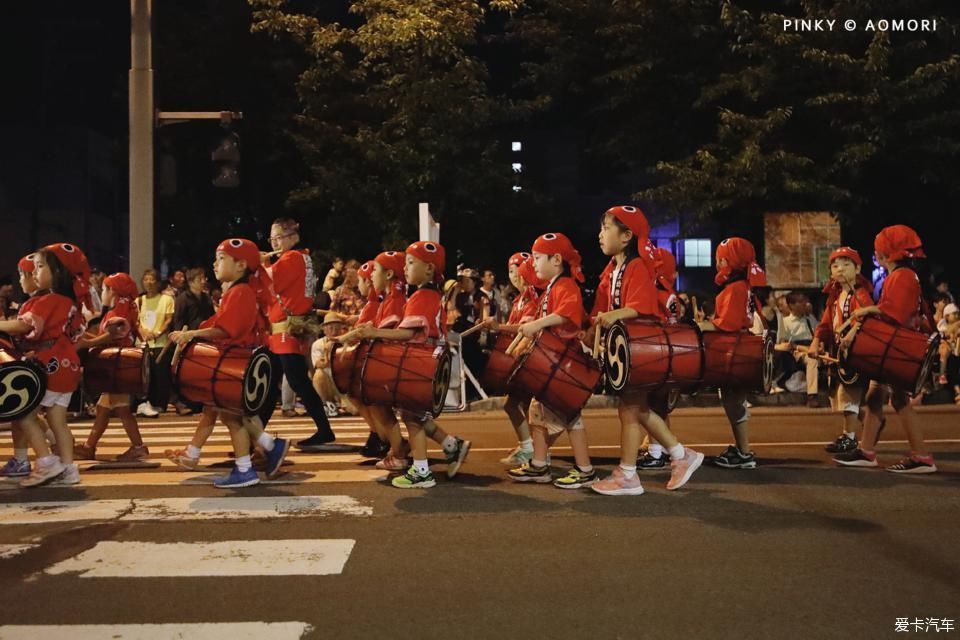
[
  {"left": 310, "top": 313, "right": 354, "bottom": 415},
  {"left": 937, "top": 302, "right": 960, "bottom": 394},
  {"left": 775, "top": 292, "right": 820, "bottom": 406},
  {"left": 322, "top": 257, "right": 345, "bottom": 292}
]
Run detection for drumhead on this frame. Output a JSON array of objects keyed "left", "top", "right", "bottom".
[
  {"left": 431, "top": 348, "right": 453, "bottom": 417},
  {"left": 603, "top": 322, "right": 631, "bottom": 392},
  {"left": 914, "top": 333, "right": 941, "bottom": 396},
  {"left": 242, "top": 347, "right": 277, "bottom": 415},
  {"left": 0, "top": 361, "right": 48, "bottom": 421},
  {"left": 761, "top": 331, "right": 775, "bottom": 394}
]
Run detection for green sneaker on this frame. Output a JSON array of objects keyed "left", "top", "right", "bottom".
[
  {"left": 553, "top": 466, "right": 597, "bottom": 489},
  {"left": 444, "top": 438, "right": 471, "bottom": 479},
  {"left": 391, "top": 467, "right": 437, "bottom": 489},
  {"left": 499, "top": 446, "right": 534, "bottom": 465}
]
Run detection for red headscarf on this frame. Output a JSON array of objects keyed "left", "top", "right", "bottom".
[
  {"left": 357, "top": 260, "right": 375, "bottom": 282},
  {"left": 715, "top": 237, "right": 766, "bottom": 287},
  {"left": 41, "top": 243, "right": 93, "bottom": 312},
  {"left": 406, "top": 241, "right": 445, "bottom": 284},
  {"left": 508, "top": 252, "right": 531, "bottom": 269},
  {"left": 532, "top": 232, "right": 585, "bottom": 283},
  {"left": 216, "top": 238, "right": 274, "bottom": 310},
  {"left": 822, "top": 246, "right": 873, "bottom": 297},
  {"left": 101, "top": 272, "right": 140, "bottom": 339},
  {"left": 518, "top": 255, "right": 548, "bottom": 289},
  {"left": 18, "top": 253, "right": 36, "bottom": 274},
  {"left": 604, "top": 205, "right": 650, "bottom": 241},
  {"left": 653, "top": 247, "right": 677, "bottom": 291},
  {"left": 375, "top": 251, "right": 406, "bottom": 278},
  {"left": 874, "top": 225, "right": 925, "bottom": 262}
]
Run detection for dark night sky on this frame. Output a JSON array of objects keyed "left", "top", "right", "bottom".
[{"left": 0, "top": 2, "right": 957, "bottom": 291}]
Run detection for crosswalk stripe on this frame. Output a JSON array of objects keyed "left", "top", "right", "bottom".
[
  {"left": 0, "top": 622, "right": 313, "bottom": 639},
  {"left": 45, "top": 539, "right": 355, "bottom": 577},
  {"left": 0, "top": 496, "right": 371, "bottom": 525},
  {"left": 0, "top": 469, "right": 387, "bottom": 491},
  {"left": 69, "top": 452, "right": 367, "bottom": 465},
  {"left": 0, "top": 543, "right": 37, "bottom": 558}
]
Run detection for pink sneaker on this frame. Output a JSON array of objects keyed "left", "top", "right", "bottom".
[
  {"left": 591, "top": 467, "right": 645, "bottom": 496},
  {"left": 376, "top": 455, "right": 410, "bottom": 471},
  {"left": 666, "top": 448, "right": 704, "bottom": 491}
]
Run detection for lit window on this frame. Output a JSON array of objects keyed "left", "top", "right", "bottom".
[
  {"left": 512, "top": 163, "right": 522, "bottom": 173},
  {"left": 511, "top": 141, "right": 522, "bottom": 152},
  {"left": 512, "top": 185, "right": 522, "bottom": 192},
  {"left": 683, "top": 239, "right": 711, "bottom": 267}
]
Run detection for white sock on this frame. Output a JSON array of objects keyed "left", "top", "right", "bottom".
[
  {"left": 257, "top": 432, "right": 275, "bottom": 452},
  {"left": 648, "top": 443, "right": 664, "bottom": 459},
  {"left": 236, "top": 455, "right": 252, "bottom": 473},
  {"left": 441, "top": 435, "right": 458, "bottom": 454},
  {"left": 413, "top": 459, "right": 430, "bottom": 475},
  {"left": 519, "top": 438, "right": 534, "bottom": 453},
  {"left": 44, "top": 430, "right": 57, "bottom": 445},
  {"left": 14, "top": 448, "right": 29, "bottom": 462},
  {"left": 39, "top": 454, "right": 59, "bottom": 468},
  {"left": 186, "top": 445, "right": 202, "bottom": 459},
  {"left": 619, "top": 463, "right": 637, "bottom": 480},
  {"left": 844, "top": 431, "right": 856, "bottom": 439},
  {"left": 577, "top": 464, "right": 593, "bottom": 474},
  {"left": 531, "top": 459, "right": 547, "bottom": 469},
  {"left": 668, "top": 444, "right": 686, "bottom": 460}
]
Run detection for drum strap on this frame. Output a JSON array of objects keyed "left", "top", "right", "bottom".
[
  {"left": 538, "top": 277, "right": 558, "bottom": 318},
  {"left": 610, "top": 259, "right": 628, "bottom": 310}
]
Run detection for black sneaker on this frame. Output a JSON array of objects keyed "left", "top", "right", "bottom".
[
  {"left": 713, "top": 445, "right": 757, "bottom": 469},
  {"left": 445, "top": 438, "right": 471, "bottom": 479},
  {"left": 832, "top": 448, "right": 878, "bottom": 467},
  {"left": 637, "top": 451, "right": 670, "bottom": 470},
  {"left": 296, "top": 431, "right": 337, "bottom": 452},
  {"left": 825, "top": 433, "right": 858, "bottom": 454},
  {"left": 359, "top": 432, "right": 389, "bottom": 458},
  {"left": 886, "top": 456, "right": 937, "bottom": 474}
]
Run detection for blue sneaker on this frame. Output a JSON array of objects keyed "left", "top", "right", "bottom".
[
  {"left": 213, "top": 466, "right": 260, "bottom": 489},
  {"left": 264, "top": 437, "right": 290, "bottom": 480},
  {"left": 0, "top": 458, "right": 31, "bottom": 478}
]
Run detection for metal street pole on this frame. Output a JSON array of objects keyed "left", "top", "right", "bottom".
[{"left": 129, "top": 0, "right": 154, "bottom": 278}]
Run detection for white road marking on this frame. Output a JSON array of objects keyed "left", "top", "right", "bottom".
[
  {"left": 0, "top": 622, "right": 313, "bottom": 639},
  {"left": 126, "top": 496, "right": 372, "bottom": 519},
  {"left": 46, "top": 539, "right": 355, "bottom": 577},
  {"left": 0, "top": 543, "right": 37, "bottom": 559},
  {"left": 0, "top": 496, "right": 371, "bottom": 525},
  {"left": 0, "top": 469, "right": 387, "bottom": 492},
  {"left": 0, "top": 500, "right": 130, "bottom": 524}
]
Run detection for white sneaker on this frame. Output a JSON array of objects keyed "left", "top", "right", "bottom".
[
  {"left": 20, "top": 459, "right": 66, "bottom": 488},
  {"left": 50, "top": 463, "right": 81, "bottom": 486},
  {"left": 137, "top": 402, "right": 159, "bottom": 418}
]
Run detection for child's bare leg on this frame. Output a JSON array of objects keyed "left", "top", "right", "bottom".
[
  {"left": 504, "top": 395, "right": 531, "bottom": 441},
  {"left": 405, "top": 419, "right": 427, "bottom": 461},
  {"left": 369, "top": 406, "right": 403, "bottom": 454},
  {"left": 20, "top": 411, "right": 51, "bottom": 458},
  {"left": 116, "top": 406, "right": 144, "bottom": 447},
  {"left": 566, "top": 427, "right": 591, "bottom": 469},
  {"left": 531, "top": 424, "right": 549, "bottom": 465},
  {"left": 222, "top": 413, "right": 252, "bottom": 460},
  {"left": 45, "top": 406, "right": 73, "bottom": 464},
  {"left": 84, "top": 405, "right": 112, "bottom": 449},
  {"left": 896, "top": 404, "right": 928, "bottom": 456},
  {"left": 191, "top": 407, "right": 218, "bottom": 449}
]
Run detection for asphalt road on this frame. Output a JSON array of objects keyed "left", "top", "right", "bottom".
[{"left": 0, "top": 406, "right": 958, "bottom": 639}]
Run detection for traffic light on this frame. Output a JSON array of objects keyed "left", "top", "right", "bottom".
[{"left": 212, "top": 124, "right": 240, "bottom": 189}]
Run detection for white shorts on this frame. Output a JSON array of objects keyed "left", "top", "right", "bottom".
[
  {"left": 528, "top": 399, "right": 584, "bottom": 436},
  {"left": 40, "top": 390, "right": 74, "bottom": 409}
]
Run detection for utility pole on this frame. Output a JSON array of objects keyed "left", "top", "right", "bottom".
[{"left": 129, "top": 0, "right": 154, "bottom": 278}]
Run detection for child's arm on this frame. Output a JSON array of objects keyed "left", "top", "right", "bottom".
[
  {"left": 518, "top": 313, "right": 567, "bottom": 337},
  {"left": 337, "top": 323, "right": 416, "bottom": 344},
  {"left": 0, "top": 319, "right": 31, "bottom": 335},
  {"left": 76, "top": 332, "right": 116, "bottom": 350},
  {"left": 169, "top": 327, "right": 227, "bottom": 345},
  {"left": 594, "top": 308, "right": 638, "bottom": 328}
]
